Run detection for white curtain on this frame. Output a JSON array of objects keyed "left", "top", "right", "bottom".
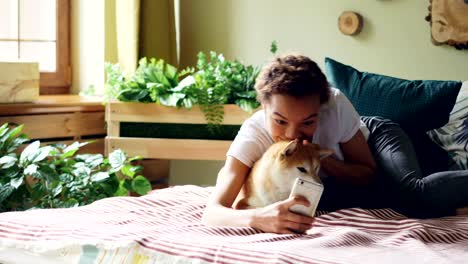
[{"left": 115, "top": 0, "right": 140, "bottom": 73}]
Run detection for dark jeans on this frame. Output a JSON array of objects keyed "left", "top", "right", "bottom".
[{"left": 318, "top": 116, "right": 468, "bottom": 218}]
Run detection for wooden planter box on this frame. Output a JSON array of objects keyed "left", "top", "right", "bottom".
[{"left": 105, "top": 102, "right": 254, "bottom": 160}]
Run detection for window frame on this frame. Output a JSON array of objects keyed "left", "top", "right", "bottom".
[{"left": 39, "top": 0, "right": 71, "bottom": 94}]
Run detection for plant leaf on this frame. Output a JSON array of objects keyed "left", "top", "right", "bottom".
[
  {"left": 236, "top": 99, "right": 260, "bottom": 113},
  {"left": 172, "top": 76, "right": 196, "bottom": 92},
  {"left": 32, "top": 146, "right": 53, "bottom": 163},
  {"left": 76, "top": 154, "right": 104, "bottom": 169},
  {"left": 165, "top": 63, "right": 178, "bottom": 83},
  {"left": 19, "top": 140, "right": 40, "bottom": 164},
  {"left": 10, "top": 176, "right": 24, "bottom": 189},
  {"left": 114, "top": 183, "right": 129, "bottom": 196},
  {"left": 109, "top": 149, "right": 127, "bottom": 172},
  {"left": 0, "top": 155, "right": 17, "bottom": 169},
  {"left": 159, "top": 93, "right": 185, "bottom": 107},
  {"left": 51, "top": 183, "right": 63, "bottom": 197},
  {"left": 73, "top": 166, "right": 91, "bottom": 180},
  {"left": 131, "top": 175, "right": 152, "bottom": 195},
  {"left": 1, "top": 124, "right": 23, "bottom": 144},
  {"left": 121, "top": 165, "right": 135, "bottom": 178},
  {"left": 91, "top": 172, "right": 110, "bottom": 182},
  {"left": 100, "top": 176, "right": 119, "bottom": 196},
  {"left": 24, "top": 164, "right": 38, "bottom": 175},
  {"left": 31, "top": 183, "right": 46, "bottom": 200},
  {"left": 270, "top": 40, "right": 278, "bottom": 54},
  {"left": 155, "top": 71, "right": 171, "bottom": 87},
  {"left": 128, "top": 156, "right": 143, "bottom": 162},
  {"left": 0, "top": 184, "right": 15, "bottom": 204},
  {"left": 0, "top": 123, "right": 8, "bottom": 136},
  {"left": 7, "top": 135, "right": 29, "bottom": 153},
  {"left": 62, "top": 198, "right": 79, "bottom": 208},
  {"left": 63, "top": 141, "right": 89, "bottom": 156}
]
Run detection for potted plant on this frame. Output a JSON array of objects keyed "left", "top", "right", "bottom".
[
  {"left": 0, "top": 123, "right": 151, "bottom": 211},
  {"left": 104, "top": 50, "right": 267, "bottom": 161}
]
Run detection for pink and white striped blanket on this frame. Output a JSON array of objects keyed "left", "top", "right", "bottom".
[{"left": 0, "top": 185, "right": 467, "bottom": 263}]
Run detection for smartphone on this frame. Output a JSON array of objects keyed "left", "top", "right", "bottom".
[{"left": 289, "top": 177, "right": 324, "bottom": 217}]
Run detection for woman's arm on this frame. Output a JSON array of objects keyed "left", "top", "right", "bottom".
[
  {"left": 202, "top": 156, "right": 315, "bottom": 234},
  {"left": 202, "top": 157, "right": 253, "bottom": 226},
  {"left": 320, "top": 130, "right": 377, "bottom": 186}
]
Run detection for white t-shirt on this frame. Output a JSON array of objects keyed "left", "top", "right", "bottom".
[{"left": 226, "top": 88, "right": 369, "bottom": 178}]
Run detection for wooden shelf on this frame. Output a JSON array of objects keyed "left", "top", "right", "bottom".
[
  {"left": 0, "top": 95, "right": 105, "bottom": 115},
  {"left": 0, "top": 95, "right": 106, "bottom": 154}
]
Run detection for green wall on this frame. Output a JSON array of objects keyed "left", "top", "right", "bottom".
[
  {"left": 170, "top": 0, "right": 468, "bottom": 187},
  {"left": 179, "top": 0, "right": 468, "bottom": 81}
]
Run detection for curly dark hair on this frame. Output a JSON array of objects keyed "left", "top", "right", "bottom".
[{"left": 255, "top": 53, "right": 330, "bottom": 104}]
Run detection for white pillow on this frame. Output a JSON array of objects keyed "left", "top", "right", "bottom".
[{"left": 428, "top": 81, "right": 468, "bottom": 170}]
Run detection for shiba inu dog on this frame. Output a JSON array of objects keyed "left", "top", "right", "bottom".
[{"left": 233, "top": 139, "right": 333, "bottom": 209}]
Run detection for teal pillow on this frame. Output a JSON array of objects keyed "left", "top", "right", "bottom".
[{"left": 324, "top": 57, "right": 462, "bottom": 134}]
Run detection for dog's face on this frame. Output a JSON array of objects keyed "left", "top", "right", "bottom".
[
  {"left": 235, "top": 139, "right": 333, "bottom": 209},
  {"left": 267, "top": 139, "right": 333, "bottom": 184}
]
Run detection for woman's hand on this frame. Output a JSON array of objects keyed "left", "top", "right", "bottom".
[{"left": 250, "top": 196, "right": 315, "bottom": 234}]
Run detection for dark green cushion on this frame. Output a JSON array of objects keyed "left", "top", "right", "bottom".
[{"left": 324, "top": 57, "right": 462, "bottom": 134}]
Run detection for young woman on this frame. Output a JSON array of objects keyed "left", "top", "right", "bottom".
[
  {"left": 202, "top": 54, "right": 376, "bottom": 234},
  {"left": 202, "top": 53, "right": 468, "bottom": 234}
]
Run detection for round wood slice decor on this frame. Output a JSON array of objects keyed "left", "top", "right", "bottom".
[{"left": 338, "top": 11, "right": 363, "bottom": 36}]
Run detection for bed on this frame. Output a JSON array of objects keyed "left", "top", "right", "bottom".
[
  {"left": 1, "top": 185, "right": 467, "bottom": 264},
  {"left": 2, "top": 60, "right": 468, "bottom": 263}
]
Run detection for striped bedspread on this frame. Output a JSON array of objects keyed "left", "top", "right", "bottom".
[{"left": 0, "top": 185, "right": 467, "bottom": 264}]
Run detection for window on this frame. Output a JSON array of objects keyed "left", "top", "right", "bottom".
[{"left": 0, "top": 0, "right": 70, "bottom": 94}]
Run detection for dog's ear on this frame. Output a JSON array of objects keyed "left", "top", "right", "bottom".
[
  {"left": 281, "top": 139, "right": 299, "bottom": 157},
  {"left": 319, "top": 149, "right": 333, "bottom": 160}
]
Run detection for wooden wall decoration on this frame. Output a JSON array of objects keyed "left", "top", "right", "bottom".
[
  {"left": 338, "top": 11, "right": 363, "bottom": 36},
  {"left": 425, "top": 0, "right": 468, "bottom": 50}
]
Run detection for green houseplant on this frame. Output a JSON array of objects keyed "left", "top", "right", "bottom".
[
  {"left": 104, "top": 50, "right": 265, "bottom": 129},
  {"left": 103, "top": 42, "right": 279, "bottom": 161},
  {"left": 0, "top": 123, "right": 151, "bottom": 212}
]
